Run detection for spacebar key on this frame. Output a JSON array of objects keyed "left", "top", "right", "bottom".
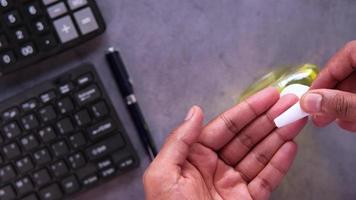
[{"left": 85, "top": 134, "right": 125, "bottom": 160}]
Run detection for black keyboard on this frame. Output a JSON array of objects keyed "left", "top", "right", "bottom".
[
  {"left": 0, "top": 0, "right": 106, "bottom": 76},
  {"left": 0, "top": 64, "right": 139, "bottom": 200}
]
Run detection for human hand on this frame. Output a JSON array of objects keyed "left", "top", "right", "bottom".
[
  {"left": 143, "top": 87, "right": 307, "bottom": 200},
  {"left": 300, "top": 41, "right": 356, "bottom": 131}
]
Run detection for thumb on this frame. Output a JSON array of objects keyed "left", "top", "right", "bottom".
[
  {"left": 301, "top": 89, "right": 356, "bottom": 121},
  {"left": 154, "top": 106, "right": 204, "bottom": 168}
]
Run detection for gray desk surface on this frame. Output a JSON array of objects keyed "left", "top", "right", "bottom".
[{"left": 1, "top": 0, "right": 356, "bottom": 199}]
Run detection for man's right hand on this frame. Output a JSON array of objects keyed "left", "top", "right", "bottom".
[{"left": 300, "top": 41, "right": 356, "bottom": 132}]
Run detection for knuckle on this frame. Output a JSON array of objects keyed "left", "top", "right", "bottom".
[
  {"left": 237, "top": 134, "right": 254, "bottom": 149},
  {"left": 270, "top": 161, "right": 287, "bottom": 176},
  {"left": 235, "top": 167, "right": 253, "bottom": 182},
  {"left": 329, "top": 94, "right": 352, "bottom": 118},
  {"left": 258, "top": 177, "right": 273, "bottom": 192},
  {"left": 219, "top": 113, "right": 239, "bottom": 134},
  {"left": 253, "top": 151, "right": 269, "bottom": 166}
]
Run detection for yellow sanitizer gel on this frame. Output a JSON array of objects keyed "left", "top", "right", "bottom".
[{"left": 239, "top": 63, "right": 319, "bottom": 102}]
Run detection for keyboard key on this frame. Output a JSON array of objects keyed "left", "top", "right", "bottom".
[
  {"left": 33, "top": 19, "right": 50, "bottom": 34},
  {"left": 0, "top": 165, "right": 16, "bottom": 182},
  {"left": 56, "top": 118, "right": 74, "bottom": 134},
  {"left": 21, "top": 194, "right": 39, "bottom": 200},
  {"left": 68, "top": 152, "right": 86, "bottom": 169},
  {"left": 76, "top": 163, "right": 96, "bottom": 180},
  {"left": 53, "top": 16, "right": 78, "bottom": 43},
  {"left": 0, "top": 51, "right": 16, "bottom": 66},
  {"left": 58, "top": 82, "right": 74, "bottom": 95},
  {"left": 39, "top": 105, "right": 57, "bottom": 123},
  {"left": 42, "top": 0, "right": 58, "bottom": 6},
  {"left": 37, "top": 34, "right": 58, "bottom": 51},
  {"left": 97, "top": 158, "right": 113, "bottom": 170},
  {"left": 20, "top": 134, "right": 39, "bottom": 151},
  {"left": 21, "top": 113, "right": 39, "bottom": 130},
  {"left": 2, "top": 142, "right": 21, "bottom": 159},
  {"left": 50, "top": 160, "right": 68, "bottom": 177},
  {"left": 74, "top": 7, "right": 99, "bottom": 35},
  {"left": 33, "top": 148, "right": 52, "bottom": 165},
  {"left": 112, "top": 152, "right": 136, "bottom": 170},
  {"left": 69, "top": 132, "right": 86, "bottom": 148},
  {"left": 61, "top": 175, "right": 80, "bottom": 194},
  {"left": 19, "top": 43, "right": 37, "bottom": 58},
  {"left": 100, "top": 167, "right": 116, "bottom": 178},
  {"left": 76, "top": 73, "right": 93, "bottom": 86},
  {"left": 0, "top": 185, "right": 16, "bottom": 200},
  {"left": 1, "top": 107, "right": 19, "bottom": 121},
  {"left": 25, "top": 2, "right": 42, "bottom": 18},
  {"left": 40, "top": 90, "right": 56, "bottom": 104},
  {"left": 15, "top": 176, "right": 34, "bottom": 196},
  {"left": 118, "top": 155, "right": 139, "bottom": 171},
  {"left": 32, "top": 169, "right": 51, "bottom": 187},
  {"left": 81, "top": 174, "right": 98, "bottom": 186},
  {"left": 86, "top": 134, "right": 124, "bottom": 160},
  {"left": 56, "top": 97, "right": 74, "bottom": 114},
  {"left": 74, "top": 85, "right": 101, "bottom": 106},
  {"left": 47, "top": 2, "right": 68, "bottom": 19},
  {"left": 87, "top": 119, "right": 115, "bottom": 140},
  {"left": 91, "top": 101, "right": 109, "bottom": 118},
  {"left": 15, "top": 156, "right": 34, "bottom": 173},
  {"left": 3, "top": 11, "right": 22, "bottom": 27},
  {"left": 38, "top": 126, "right": 56, "bottom": 142},
  {"left": 13, "top": 27, "right": 29, "bottom": 42},
  {"left": 0, "top": 0, "right": 12, "bottom": 10},
  {"left": 21, "top": 99, "right": 38, "bottom": 112},
  {"left": 67, "top": 0, "right": 87, "bottom": 10},
  {"left": 39, "top": 184, "right": 63, "bottom": 200},
  {"left": 74, "top": 109, "right": 91, "bottom": 126},
  {"left": 51, "top": 140, "right": 69, "bottom": 157},
  {"left": 2, "top": 122, "right": 22, "bottom": 140}
]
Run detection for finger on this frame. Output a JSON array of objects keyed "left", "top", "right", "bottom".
[
  {"left": 235, "top": 118, "right": 306, "bottom": 182},
  {"left": 311, "top": 114, "right": 335, "bottom": 127},
  {"left": 301, "top": 89, "right": 356, "bottom": 121},
  {"left": 311, "top": 69, "right": 356, "bottom": 127},
  {"left": 311, "top": 41, "right": 356, "bottom": 89},
  {"left": 199, "top": 87, "right": 280, "bottom": 150},
  {"left": 336, "top": 72, "right": 356, "bottom": 93},
  {"left": 248, "top": 142, "right": 297, "bottom": 200},
  {"left": 151, "top": 106, "right": 203, "bottom": 171},
  {"left": 219, "top": 94, "right": 298, "bottom": 166},
  {"left": 336, "top": 119, "right": 356, "bottom": 132}
]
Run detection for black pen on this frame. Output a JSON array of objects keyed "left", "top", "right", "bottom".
[{"left": 106, "top": 47, "right": 158, "bottom": 160}]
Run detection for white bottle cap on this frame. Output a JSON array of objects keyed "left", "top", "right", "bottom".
[{"left": 274, "top": 84, "right": 310, "bottom": 128}]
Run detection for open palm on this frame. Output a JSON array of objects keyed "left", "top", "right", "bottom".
[{"left": 144, "top": 87, "right": 307, "bottom": 200}]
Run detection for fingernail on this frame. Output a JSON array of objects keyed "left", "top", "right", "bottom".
[
  {"left": 302, "top": 93, "right": 322, "bottom": 113},
  {"left": 185, "top": 106, "right": 196, "bottom": 121}
]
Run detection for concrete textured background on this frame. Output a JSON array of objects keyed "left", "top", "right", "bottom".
[{"left": 1, "top": 0, "right": 356, "bottom": 199}]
